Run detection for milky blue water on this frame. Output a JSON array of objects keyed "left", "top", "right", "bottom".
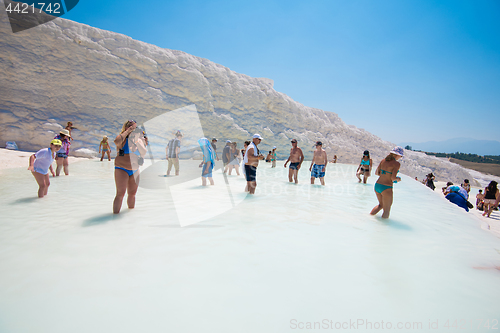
[{"left": 0, "top": 160, "right": 499, "bottom": 333}]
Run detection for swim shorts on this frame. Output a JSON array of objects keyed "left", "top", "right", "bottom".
[
  {"left": 202, "top": 163, "right": 213, "bottom": 178},
  {"left": 57, "top": 152, "right": 68, "bottom": 158},
  {"left": 289, "top": 162, "right": 299, "bottom": 170},
  {"left": 244, "top": 165, "right": 257, "bottom": 182},
  {"left": 311, "top": 164, "right": 325, "bottom": 178}
]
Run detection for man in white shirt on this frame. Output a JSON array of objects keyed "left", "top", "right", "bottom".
[{"left": 244, "top": 134, "right": 264, "bottom": 194}]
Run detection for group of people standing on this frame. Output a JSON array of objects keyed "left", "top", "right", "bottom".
[
  {"left": 29, "top": 120, "right": 406, "bottom": 219},
  {"left": 197, "top": 136, "right": 403, "bottom": 219}
]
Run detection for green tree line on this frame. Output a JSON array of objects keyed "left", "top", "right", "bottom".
[{"left": 423, "top": 152, "right": 500, "bottom": 164}]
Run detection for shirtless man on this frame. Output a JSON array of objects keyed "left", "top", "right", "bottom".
[
  {"left": 309, "top": 141, "right": 328, "bottom": 185},
  {"left": 284, "top": 139, "right": 304, "bottom": 184},
  {"left": 244, "top": 134, "right": 265, "bottom": 194},
  {"left": 476, "top": 189, "right": 484, "bottom": 210}
]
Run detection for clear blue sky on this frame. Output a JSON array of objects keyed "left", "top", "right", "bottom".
[{"left": 64, "top": 0, "right": 500, "bottom": 144}]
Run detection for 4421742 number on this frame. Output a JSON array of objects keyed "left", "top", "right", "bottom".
[{"left": 5, "top": 2, "right": 62, "bottom": 15}]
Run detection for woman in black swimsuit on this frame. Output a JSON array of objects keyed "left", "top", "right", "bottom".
[{"left": 482, "top": 181, "right": 499, "bottom": 217}]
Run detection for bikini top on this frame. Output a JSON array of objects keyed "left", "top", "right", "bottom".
[
  {"left": 381, "top": 169, "right": 399, "bottom": 175},
  {"left": 120, "top": 137, "right": 142, "bottom": 157},
  {"left": 360, "top": 159, "right": 370, "bottom": 166},
  {"left": 122, "top": 137, "right": 130, "bottom": 154}
]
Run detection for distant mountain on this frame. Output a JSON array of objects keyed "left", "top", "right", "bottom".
[{"left": 400, "top": 138, "right": 500, "bottom": 156}]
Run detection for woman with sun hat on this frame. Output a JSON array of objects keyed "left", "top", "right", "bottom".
[
  {"left": 28, "top": 139, "right": 62, "bottom": 198},
  {"left": 54, "top": 129, "right": 72, "bottom": 176}
]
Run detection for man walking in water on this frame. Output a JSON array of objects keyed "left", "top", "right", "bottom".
[
  {"left": 309, "top": 141, "right": 328, "bottom": 185},
  {"left": 284, "top": 139, "right": 304, "bottom": 184},
  {"left": 211, "top": 138, "right": 219, "bottom": 161},
  {"left": 244, "top": 134, "right": 264, "bottom": 194},
  {"left": 222, "top": 140, "right": 231, "bottom": 173},
  {"left": 166, "top": 131, "right": 182, "bottom": 176}
]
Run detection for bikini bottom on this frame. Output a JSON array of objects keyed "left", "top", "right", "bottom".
[
  {"left": 115, "top": 166, "right": 138, "bottom": 177},
  {"left": 374, "top": 183, "right": 393, "bottom": 194}
]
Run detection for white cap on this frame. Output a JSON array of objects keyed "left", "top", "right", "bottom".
[
  {"left": 226, "top": 140, "right": 231, "bottom": 143},
  {"left": 273, "top": 146, "right": 276, "bottom": 149},
  {"left": 253, "top": 134, "right": 263, "bottom": 140}
]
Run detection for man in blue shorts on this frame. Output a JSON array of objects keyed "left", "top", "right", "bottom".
[{"left": 309, "top": 141, "right": 328, "bottom": 185}]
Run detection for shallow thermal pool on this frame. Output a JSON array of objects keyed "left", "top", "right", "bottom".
[{"left": 0, "top": 159, "right": 499, "bottom": 333}]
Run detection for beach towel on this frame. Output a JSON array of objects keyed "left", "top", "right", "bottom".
[
  {"left": 198, "top": 138, "right": 215, "bottom": 164},
  {"left": 243, "top": 142, "right": 259, "bottom": 164},
  {"left": 445, "top": 192, "right": 469, "bottom": 212}
]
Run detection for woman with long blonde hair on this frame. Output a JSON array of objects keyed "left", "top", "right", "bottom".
[{"left": 370, "top": 146, "right": 404, "bottom": 219}]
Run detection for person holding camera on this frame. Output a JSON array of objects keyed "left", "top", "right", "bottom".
[{"left": 113, "top": 120, "right": 147, "bottom": 214}]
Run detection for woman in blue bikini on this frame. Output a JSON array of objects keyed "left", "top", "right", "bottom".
[
  {"left": 370, "top": 146, "right": 404, "bottom": 219},
  {"left": 113, "top": 120, "right": 147, "bottom": 214}
]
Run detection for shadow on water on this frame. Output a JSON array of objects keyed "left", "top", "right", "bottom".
[
  {"left": 10, "top": 197, "right": 39, "bottom": 205},
  {"left": 149, "top": 224, "right": 224, "bottom": 228},
  {"left": 375, "top": 217, "right": 413, "bottom": 231},
  {"left": 82, "top": 213, "right": 122, "bottom": 227},
  {"left": 189, "top": 185, "right": 210, "bottom": 189}
]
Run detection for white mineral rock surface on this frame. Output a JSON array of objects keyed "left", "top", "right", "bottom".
[{"left": 0, "top": 8, "right": 475, "bottom": 184}]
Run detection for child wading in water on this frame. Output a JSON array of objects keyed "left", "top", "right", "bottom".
[
  {"left": 28, "top": 139, "right": 61, "bottom": 197},
  {"left": 99, "top": 136, "right": 112, "bottom": 161}
]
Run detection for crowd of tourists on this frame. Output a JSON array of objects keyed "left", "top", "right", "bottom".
[{"left": 32, "top": 120, "right": 499, "bottom": 220}]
